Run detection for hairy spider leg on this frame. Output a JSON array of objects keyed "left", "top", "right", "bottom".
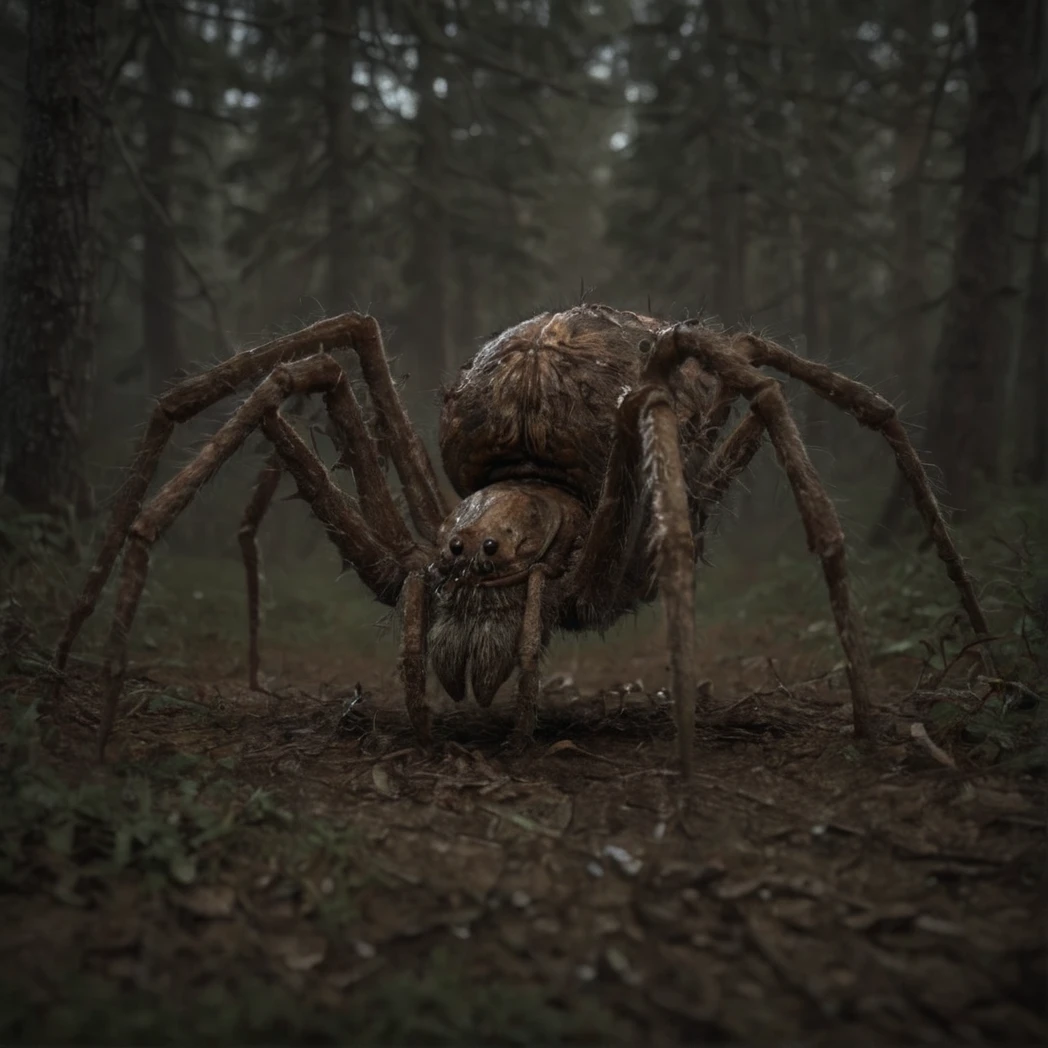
[
  {"left": 558, "top": 383, "right": 764, "bottom": 777},
  {"left": 239, "top": 358, "right": 435, "bottom": 691},
  {"left": 509, "top": 567, "right": 548, "bottom": 746},
  {"left": 94, "top": 356, "right": 419, "bottom": 758},
  {"left": 646, "top": 326, "right": 879, "bottom": 745},
  {"left": 637, "top": 388, "right": 699, "bottom": 777},
  {"left": 348, "top": 317, "right": 450, "bottom": 541},
  {"left": 238, "top": 452, "right": 282, "bottom": 690},
  {"left": 691, "top": 410, "right": 767, "bottom": 562},
  {"left": 399, "top": 570, "right": 430, "bottom": 742},
  {"left": 731, "top": 330, "right": 991, "bottom": 650},
  {"left": 53, "top": 313, "right": 379, "bottom": 681}
]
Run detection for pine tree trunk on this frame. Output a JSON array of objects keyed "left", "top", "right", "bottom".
[
  {"left": 400, "top": 7, "right": 449, "bottom": 414},
  {"left": 706, "top": 0, "right": 746, "bottom": 326},
  {"left": 0, "top": 0, "right": 106, "bottom": 514},
  {"left": 890, "top": 3, "right": 931, "bottom": 404},
  {"left": 800, "top": 227, "right": 832, "bottom": 446},
  {"left": 920, "top": 0, "right": 1036, "bottom": 514},
  {"left": 324, "top": 0, "right": 356, "bottom": 312},
  {"left": 1014, "top": 0, "right": 1047, "bottom": 485},
  {"left": 870, "top": 9, "right": 932, "bottom": 541},
  {"left": 142, "top": 0, "right": 180, "bottom": 394}
]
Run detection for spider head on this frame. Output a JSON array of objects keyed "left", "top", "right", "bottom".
[
  {"left": 432, "top": 482, "right": 584, "bottom": 591},
  {"left": 428, "top": 482, "right": 585, "bottom": 706}
]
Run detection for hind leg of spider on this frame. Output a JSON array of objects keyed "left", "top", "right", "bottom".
[
  {"left": 94, "top": 357, "right": 414, "bottom": 759},
  {"left": 647, "top": 328, "right": 875, "bottom": 741},
  {"left": 690, "top": 410, "right": 766, "bottom": 560},
  {"left": 348, "top": 316, "right": 449, "bottom": 542},
  {"left": 53, "top": 313, "right": 381, "bottom": 689},
  {"left": 730, "top": 330, "right": 991, "bottom": 652},
  {"left": 237, "top": 357, "right": 424, "bottom": 694},
  {"left": 238, "top": 453, "right": 283, "bottom": 691}
]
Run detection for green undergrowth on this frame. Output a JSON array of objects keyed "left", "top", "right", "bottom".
[
  {"left": 692, "top": 487, "right": 1048, "bottom": 769},
  {"left": 0, "top": 950, "right": 621, "bottom": 1046},
  {"left": 0, "top": 695, "right": 620, "bottom": 1046},
  {"left": 0, "top": 693, "right": 290, "bottom": 903}
]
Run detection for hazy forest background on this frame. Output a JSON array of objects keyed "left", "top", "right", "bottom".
[
  {"left": 0, "top": 0, "right": 1044, "bottom": 555},
  {"left": 0, "top": 3, "right": 1047, "bottom": 1045}
]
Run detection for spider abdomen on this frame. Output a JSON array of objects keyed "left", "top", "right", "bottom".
[{"left": 440, "top": 305, "right": 669, "bottom": 505}]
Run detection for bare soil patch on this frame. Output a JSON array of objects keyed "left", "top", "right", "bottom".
[{"left": 1, "top": 615, "right": 1044, "bottom": 1045}]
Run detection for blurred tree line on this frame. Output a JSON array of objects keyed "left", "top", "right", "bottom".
[{"left": 0, "top": 0, "right": 1043, "bottom": 548}]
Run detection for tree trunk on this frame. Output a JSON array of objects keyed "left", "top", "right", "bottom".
[
  {"left": 890, "top": 2, "right": 931, "bottom": 404},
  {"left": 706, "top": 0, "right": 746, "bottom": 326},
  {"left": 800, "top": 227, "right": 832, "bottom": 446},
  {"left": 400, "top": 6, "right": 449, "bottom": 416},
  {"left": 870, "top": 9, "right": 933, "bottom": 541},
  {"left": 1014, "top": 0, "right": 1047, "bottom": 485},
  {"left": 142, "top": 0, "right": 180, "bottom": 394},
  {"left": 323, "top": 0, "right": 356, "bottom": 312},
  {"left": 920, "top": 0, "right": 1036, "bottom": 514},
  {"left": 794, "top": 0, "right": 831, "bottom": 446},
  {"left": 0, "top": 0, "right": 106, "bottom": 514}
]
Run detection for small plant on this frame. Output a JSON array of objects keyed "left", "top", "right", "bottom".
[{"left": 0, "top": 694, "right": 289, "bottom": 903}]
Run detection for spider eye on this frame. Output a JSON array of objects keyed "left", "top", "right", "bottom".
[
  {"left": 482, "top": 538, "right": 498, "bottom": 555},
  {"left": 449, "top": 537, "right": 464, "bottom": 556}
]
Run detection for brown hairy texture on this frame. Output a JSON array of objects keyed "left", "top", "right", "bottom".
[
  {"left": 639, "top": 391, "right": 698, "bottom": 776},
  {"left": 53, "top": 313, "right": 381, "bottom": 680},
  {"left": 692, "top": 411, "right": 766, "bottom": 559},
  {"left": 238, "top": 452, "right": 282, "bottom": 690},
  {"left": 351, "top": 317, "right": 448, "bottom": 539},
  {"left": 58, "top": 306, "right": 992, "bottom": 777},
  {"left": 324, "top": 369, "right": 416, "bottom": 556},
  {"left": 512, "top": 568, "right": 548, "bottom": 742},
  {"left": 429, "top": 577, "right": 528, "bottom": 708},
  {"left": 439, "top": 305, "right": 715, "bottom": 507},
  {"left": 399, "top": 571, "right": 430, "bottom": 742}
]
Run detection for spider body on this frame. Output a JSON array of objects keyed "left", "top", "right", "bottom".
[
  {"left": 55, "top": 306, "right": 989, "bottom": 776},
  {"left": 439, "top": 306, "right": 712, "bottom": 507},
  {"left": 431, "top": 306, "right": 730, "bottom": 720}
]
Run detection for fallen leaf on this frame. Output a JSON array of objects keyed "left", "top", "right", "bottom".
[
  {"left": 168, "top": 854, "right": 197, "bottom": 886},
  {"left": 543, "top": 739, "right": 617, "bottom": 765},
  {"left": 175, "top": 884, "right": 237, "bottom": 919},
  {"left": 371, "top": 763, "right": 399, "bottom": 798},
  {"left": 269, "top": 934, "right": 328, "bottom": 972}
]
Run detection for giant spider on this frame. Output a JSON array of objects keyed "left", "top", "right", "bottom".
[{"left": 54, "top": 306, "right": 989, "bottom": 776}]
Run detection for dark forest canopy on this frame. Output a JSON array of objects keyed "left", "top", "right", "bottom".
[{"left": 0, "top": 0, "right": 1044, "bottom": 524}]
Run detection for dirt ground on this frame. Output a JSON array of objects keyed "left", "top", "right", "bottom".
[{"left": 1, "top": 604, "right": 1045, "bottom": 1046}]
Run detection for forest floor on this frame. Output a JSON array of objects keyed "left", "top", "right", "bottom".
[{"left": 0, "top": 500, "right": 1046, "bottom": 1045}]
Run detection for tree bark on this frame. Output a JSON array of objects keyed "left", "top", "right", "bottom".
[
  {"left": 890, "top": 2, "right": 931, "bottom": 404},
  {"left": 323, "top": 0, "right": 357, "bottom": 312},
  {"left": 920, "top": 0, "right": 1037, "bottom": 514},
  {"left": 706, "top": 0, "right": 746, "bottom": 326},
  {"left": 400, "top": 4, "right": 449, "bottom": 413},
  {"left": 870, "top": 7, "right": 933, "bottom": 540},
  {"left": 0, "top": 0, "right": 106, "bottom": 514},
  {"left": 800, "top": 226, "right": 832, "bottom": 445},
  {"left": 1014, "top": 0, "right": 1047, "bottom": 485},
  {"left": 142, "top": 0, "right": 180, "bottom": 394}
]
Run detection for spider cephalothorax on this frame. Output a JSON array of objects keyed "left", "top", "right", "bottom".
[
  {"left": 55, "top": 305, "right": 990, "bottom": 777},
  {"left": 428, "top": 482, "right": 585, "bottom": 711}
]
